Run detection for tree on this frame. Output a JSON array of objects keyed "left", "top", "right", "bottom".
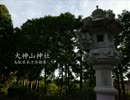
[
  {"left": 15, "top": 12, "right": 82, "bottom": 96},
  {"left": 0, "top": 4, "right": 15, "bottom": 84},
  {"left": 114, "top": 10, "right": 130, "bottom": 100}
]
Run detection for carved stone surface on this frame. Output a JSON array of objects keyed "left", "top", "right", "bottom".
[
  {"left": 78, "top": 30, "right": 92, "bottom": 51},
  {"left": 78, "top": 8, "right": 122, "bottom": 52},
  {"left": 86, "top": 48, "right": 121, "bottom": 65},
  {"left": 78, "top": 19, "right": 122, "bottom": 52}
]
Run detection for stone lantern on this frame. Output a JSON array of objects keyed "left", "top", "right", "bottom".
[{"left": 78, "top": 6, "right": 122, "bottom": 100}]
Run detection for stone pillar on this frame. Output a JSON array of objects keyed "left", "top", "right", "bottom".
[
  {"left": 94, "top": 64, "right": 116, "bottom": 100},
  {"left": 87, "top": 48, "right": 120, "bottom": 100}
]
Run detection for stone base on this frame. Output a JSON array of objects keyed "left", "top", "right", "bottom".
[
  {"left": 95, "top": 87, "right": 116, "bottom": 100},
  {"left": 95, "top": 87, "right": 116, "bottom": 94},
  {"left": 94, "top": 82, "right": 117, "bottom": 100},
  {"left": 97, "top": 94, "right": 115, "bottom": 100}
]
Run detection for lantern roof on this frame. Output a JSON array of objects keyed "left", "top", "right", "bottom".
[
  {"left": 82, "top": 6, "right": 123, "bottom": 35},
  {"left": 92, "top": 5, "right": 106, "bottom": 20}
]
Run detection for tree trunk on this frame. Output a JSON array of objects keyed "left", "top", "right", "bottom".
[
  {"left": 115, "top": 68, "right": 121, "bottom": 100},
  {"left": 119, "top": 65, "right": 126, "bottom": 100},
  {"left": 44, "top": 51, "right": 47, "bottom": 95},
  {"left": 44, "top": 65, "right": 47, "bottom": 95},
  {"left": 37, "top": 79, "right": 39, "bottom": 92},
  {"left": 1, "top": 74, "right": 4, "bottom": 82},
  {"left": 60, "top": 64, "right": 64, "bottom": 95},
  {"left": 16, "top": 78, "right": 19, "bottom": 86},
  {"left": 67, "top": 64, "right": 70, "bottom": 95},
  {"left": 29, "top": 80, "right": 32, "bottom": 89},
  {"left": 22, "top": 77, "right": 24, "bottom": 86},
  {"left": 65, "top": 64, "right": 68, "bottom": 96},
  {"left": 80, "top": 51, "right": 83, "bottom": 95},
  {"left": 89, "top": 70, "right": 92, "bottom": 88},
  {"left": 33, "top": 80, "right": 37, "bottom": 90},
  {"left": 89, "top": 66, "right": 95, "bottom": 88}
]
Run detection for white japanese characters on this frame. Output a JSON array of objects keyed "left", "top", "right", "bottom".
[{"left": 14, "top": 52, "right": 45, "bottom": 64}]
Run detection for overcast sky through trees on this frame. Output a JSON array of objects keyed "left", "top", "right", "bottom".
[{"left": 1, "top": 0, "right": 130, "bottom": 27}]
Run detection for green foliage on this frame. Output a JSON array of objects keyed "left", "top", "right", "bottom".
[
  {"left": 117, "top": 10, "right": 130, "bottom": 67},
  {"left": 8, "top": 86, "right": 39, "bottom": 96},
  {"left": 113, "top": 10, "right": 130, "bottom": 99},
  {"left": 14, "top": 12, "right": 82, "bottom": 96},
  {"left": 0, "top": 83, "right": 8, "bottom": 96},
  {"left": 0, "top": 4, "right": 15, "bottom": 86},
  {"left": 47, "top": 83, "right": 59, "bottom": 96}
]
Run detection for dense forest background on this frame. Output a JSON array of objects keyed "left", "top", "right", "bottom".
[{"left": 0, "top": 4, "right": 130, "bottom": 100}]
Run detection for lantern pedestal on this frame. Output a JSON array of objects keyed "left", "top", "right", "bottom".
[
  {"left": 86, "top": 48, "right": 120, "bottom": 100},
  {"left": 94, "top": 65, "right": 116, "bottom": 100}
]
